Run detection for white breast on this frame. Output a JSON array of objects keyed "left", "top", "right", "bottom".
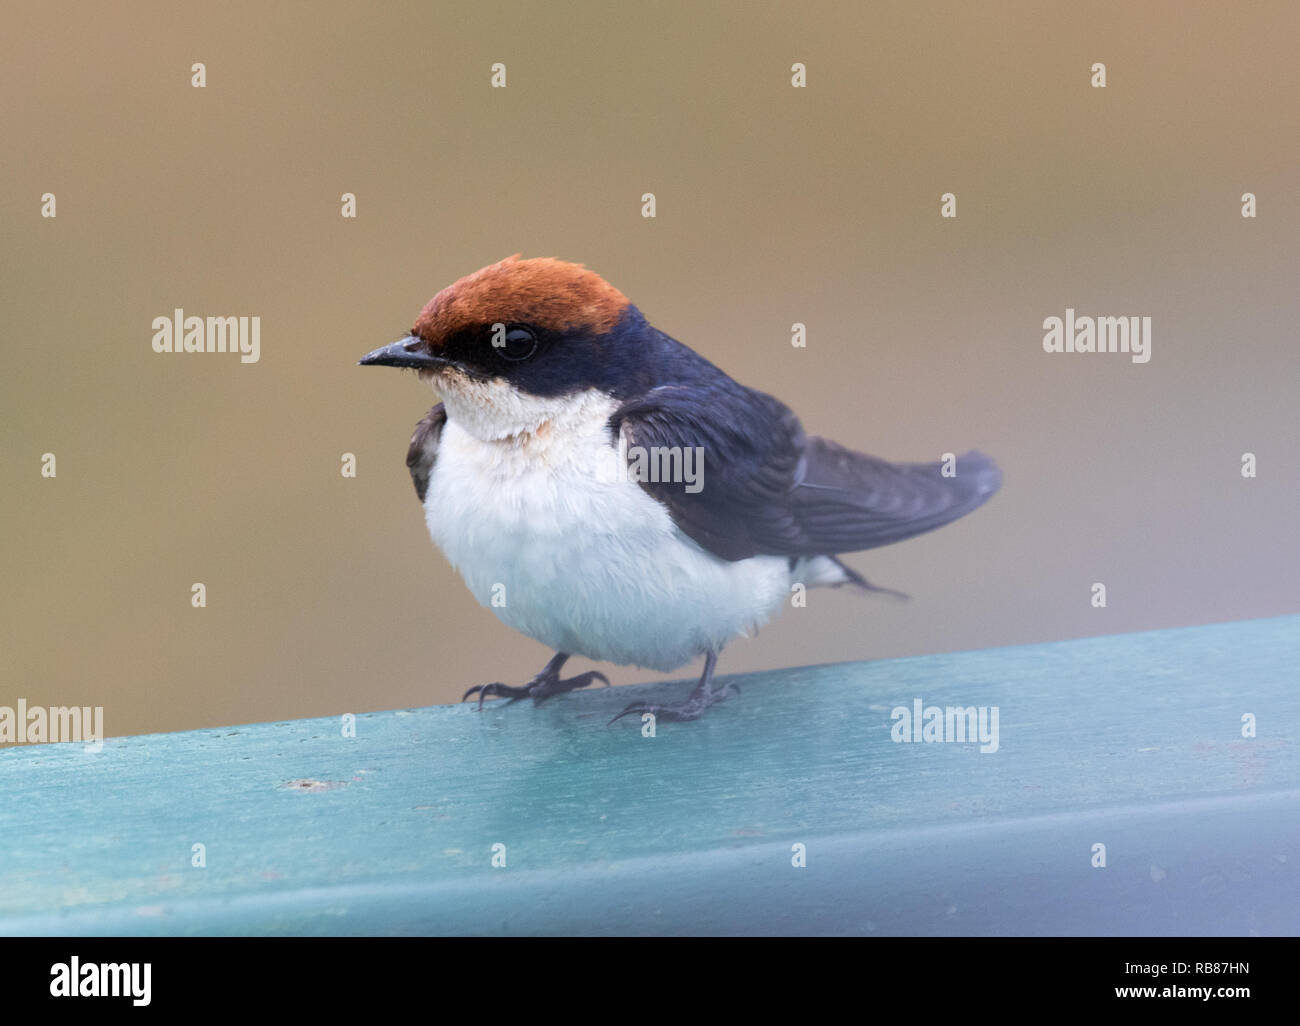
[{"left": 421, "top": 386, "right": 798, "bottom": 672}]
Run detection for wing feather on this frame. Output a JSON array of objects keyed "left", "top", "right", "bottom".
[
  {"left": 406, "top": 403, "right": 447, "bottom": 502},
  {"left": 611, "top": 385, "right": 1000, "bottom": 561}
]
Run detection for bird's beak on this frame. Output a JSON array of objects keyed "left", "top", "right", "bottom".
[{"left": 358, "top": 337, "right": 449, "bottom": 370}]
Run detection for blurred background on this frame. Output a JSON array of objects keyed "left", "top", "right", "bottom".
[{"left": 2, "top": 1, "right": 1297, "bottom": 739}]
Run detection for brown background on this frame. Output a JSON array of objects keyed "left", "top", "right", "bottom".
[{"left": 2, "top": 1, "right": 1297, "bottom": 739}]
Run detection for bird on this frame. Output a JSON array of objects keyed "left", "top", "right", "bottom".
[{"left": 359, "top": 255, "right": 1001, "bottom": 723}]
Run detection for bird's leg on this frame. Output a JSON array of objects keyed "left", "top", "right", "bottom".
[
  {"left": 462, "top": 652, "right": 610, "bottom": 711},
  {"left": 609, "top": 650, "right": 737, "bottom": 725}
]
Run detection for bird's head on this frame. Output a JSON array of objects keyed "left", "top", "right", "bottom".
[{"left": 360, "top": 255, "right": 655, "bottom": 439}]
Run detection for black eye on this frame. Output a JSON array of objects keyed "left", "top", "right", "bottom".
[{"left": 497, "top": 325, "right": 538, "bottom": 361}]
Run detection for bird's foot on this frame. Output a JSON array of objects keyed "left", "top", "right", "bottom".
[
  {"left": 462, "top": 665, "right": 610, "bottom": 711},
  {"left": 609, "top": 681, "right": 739, "bottom": 724}
]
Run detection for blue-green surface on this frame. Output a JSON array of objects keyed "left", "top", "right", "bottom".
[{"left": 1, "top": 616, "right": 1297, "bottom": 935}]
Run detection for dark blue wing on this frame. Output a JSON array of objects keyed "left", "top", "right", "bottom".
[{"left": 610, "top": 384, "right": 1001, "bottom": 562}]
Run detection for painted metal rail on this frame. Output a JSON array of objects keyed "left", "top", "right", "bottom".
[{"left": 1, "top": 616, "right": 1296, "bottom": 935}]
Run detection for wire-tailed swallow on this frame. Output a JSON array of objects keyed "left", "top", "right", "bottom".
[{"left": 360, "top": 255, "right": 1001, "bottom": 722}]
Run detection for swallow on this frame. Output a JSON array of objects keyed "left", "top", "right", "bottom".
[{"left": 360, "top": 255, "right": 1001, "bottom": 723}]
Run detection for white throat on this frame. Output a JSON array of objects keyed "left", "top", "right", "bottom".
[{"left": 428, "top": 370, "right": 609, "bottom": 442}]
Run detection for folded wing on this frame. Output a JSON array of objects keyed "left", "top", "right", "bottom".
[
  {"left": 406, "top": 403, "right": 447, "bottom": 502},
  {"left": 611, "top": 384, "right": 1000, "bottom": 562}
]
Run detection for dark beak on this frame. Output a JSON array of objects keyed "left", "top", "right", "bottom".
[{"left": 358, "top": 337, "right": 448, "bottom": 370}]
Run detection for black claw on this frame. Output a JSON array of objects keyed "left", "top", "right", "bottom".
[
  {"left": 464, "top": 666, "right": 612, "bottom": 711},
  {"left": 608, "top": 683, "right": 736, "bottom": 726},
  {"left": 609, "top": 702, "right": 701, "bottom": 724},
  {"left": 462, "top": 682, "right": 530, "bottom": 710},
  {"left": 608, "top": 702, "right": 649, "bottom": 725},
  {"left": 531, "top": 669, "right": 610, "bottom": 705}
]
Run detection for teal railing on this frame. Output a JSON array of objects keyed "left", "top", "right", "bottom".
[{"left": 1, "top": 615, "right": 1296, "bottom": 935}]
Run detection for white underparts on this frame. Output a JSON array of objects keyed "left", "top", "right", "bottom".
[{"left": 421, "top": 377, "right": 850, "bottom": 671}]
